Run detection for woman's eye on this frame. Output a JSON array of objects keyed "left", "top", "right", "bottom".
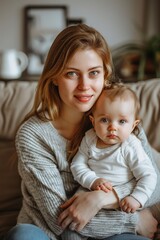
[
  {"left": 66, "top": 72, "right": 77, "bottom": 77},
  {"left": 90, "top": 71, "right": 99, "bottom": 77}
]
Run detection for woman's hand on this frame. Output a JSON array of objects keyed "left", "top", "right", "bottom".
[
  {"left": 136, "top": 208, "right": 158, "bottom": 239},
  {"left": 58, "top": 189, "right": 118, "bottom": 231}
]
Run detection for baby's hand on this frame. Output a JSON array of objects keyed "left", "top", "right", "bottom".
[
  {"left": 120, "top": 196, "right": 141, "bottom": 213},
  {"left": 91, "top": 178, "right": 112, "bottom": 193}
]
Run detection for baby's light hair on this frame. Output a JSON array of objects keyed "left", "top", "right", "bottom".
[{"left": 91, "top": 82, "right": 141, "bottom": 135}]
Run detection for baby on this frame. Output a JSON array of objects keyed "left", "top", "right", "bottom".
[{"left": 71, "top": 82, "right": 157, "bottom": 213}]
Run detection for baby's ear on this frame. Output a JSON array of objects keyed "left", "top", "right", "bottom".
[
  {"left": 132, "top": 119, "right": 140, "bottom": 130},
  {"left": 89, "top": 115, "right": 95, "bottom": 126}
]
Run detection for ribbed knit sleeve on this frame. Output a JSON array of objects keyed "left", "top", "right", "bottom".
[{"left": 16, "top": 117, "right": 72, "bottom": 239}]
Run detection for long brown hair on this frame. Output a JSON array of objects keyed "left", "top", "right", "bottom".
[{"left": 23, "top": 24, "right": 113, "bottom": 160}]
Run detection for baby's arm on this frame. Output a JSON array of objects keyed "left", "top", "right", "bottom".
[
  {"left": 91, "top": 178, "right": 112, "bottom": 193},
  {"left": 120, "top": 196, "right": 141, "bottom": 213},
  {"left": 122, "top": 135, "right": 157, "bottom": 208},
  {"left": 71, "top": 134, "right": 101, "bottom": 190}
]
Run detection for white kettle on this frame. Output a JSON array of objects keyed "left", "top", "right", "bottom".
[{"left": 0, "top": 49, "right": 28, "bottom": 79}]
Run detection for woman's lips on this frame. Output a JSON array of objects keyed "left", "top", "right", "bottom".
[{"left": 75, "top": 95, "right": 93, "bottom": 103}]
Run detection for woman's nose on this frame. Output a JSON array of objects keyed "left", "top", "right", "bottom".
[{"left": 77, "top": 76, "right": 90, "bottom": 90}]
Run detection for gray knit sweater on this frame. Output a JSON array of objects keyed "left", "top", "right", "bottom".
[{"left": 15, "top": 116, "right": 160, "bottom": 240}]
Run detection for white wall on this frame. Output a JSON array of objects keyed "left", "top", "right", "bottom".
[{"left": 0, "top": 0, "right": 159, "bottom": 52}]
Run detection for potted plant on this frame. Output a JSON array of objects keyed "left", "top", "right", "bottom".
[{"left": 112, "top": 34, "right": 160, "bottom": 82}]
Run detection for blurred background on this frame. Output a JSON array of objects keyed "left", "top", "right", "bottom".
[{"left": 0, "top": 0, "right": 159, "bottom": 81}]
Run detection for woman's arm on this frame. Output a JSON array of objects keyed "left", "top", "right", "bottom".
[
  {"left": 16, "top": 119, "right": 69, "bottom": 236},
  {"left": 58, "top": 189, "right": 138, "bottom": 238},
  {"left": 58, "top": 188, "right": 158, "bottom": 238}
]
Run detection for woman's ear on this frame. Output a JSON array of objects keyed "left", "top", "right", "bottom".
[
  {"left": 53, "top": 79, "right": 58, "bottom": 86},
  {"left": 89, "top": 115, "right": 95, "bottom": 127}
]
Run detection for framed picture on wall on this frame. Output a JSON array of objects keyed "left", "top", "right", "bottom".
[
  {"left": 67, "top": 18, "right": 84, "bottom": 26},
  {"left": 24, "top": 5, "right": 68, "bottom": 76}
]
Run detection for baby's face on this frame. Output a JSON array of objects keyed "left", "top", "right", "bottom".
[{"left": 90, "top": 93, "right": 139, "bottom": 147}]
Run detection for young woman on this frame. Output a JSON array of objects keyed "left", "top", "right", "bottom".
[{"left": 5, "top": 24, "right": 159, "bottom": 240}]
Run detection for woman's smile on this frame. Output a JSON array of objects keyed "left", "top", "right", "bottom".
[{"left": 74, "top": 94, "right": 93, "bottom": 103}]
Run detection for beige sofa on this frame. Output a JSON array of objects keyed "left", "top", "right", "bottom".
[{"left": 0, "top": 79, "right": 160, "bottom": 238}]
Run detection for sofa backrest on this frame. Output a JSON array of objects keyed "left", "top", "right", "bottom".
[
  {"left": 0, "top": 78, "right": 160, "bottom": 237},
  {"left": 0, "top": 81, "right": 37, "bottom": 140},
  {"left": 1, "top": 79, "right": 160, "bottom": 150},
  {"left": 127, "top": 78, "right": 160, "bottom": 152},
  {"left": 0, "top": 81, "right": 37, "bottom": 237}
]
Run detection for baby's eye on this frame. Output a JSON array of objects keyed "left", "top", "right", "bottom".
[
  {"left": 119, "top": 119, "right": 127, "bottom": 125},
  {"left": 100, "top": 118, "right": 109, "bottom": 123}
]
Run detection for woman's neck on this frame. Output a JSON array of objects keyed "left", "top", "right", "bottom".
[{"left": 53, "top": 110, "right": 83, "bottom": 140}]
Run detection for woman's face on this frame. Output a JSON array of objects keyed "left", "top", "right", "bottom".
[{"left": 55, "top": 49, "right": 104, "bottom": 114}]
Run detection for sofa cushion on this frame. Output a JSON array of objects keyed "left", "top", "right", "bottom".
[
  {"left": 127, "top": 79, "right": 160, "bottom": 152},
  {"left": 0, "top": 141, "right": 22, "bottom": 238},
  {"left": 0, "top": 81, "right": 37, "bottom": 140}
]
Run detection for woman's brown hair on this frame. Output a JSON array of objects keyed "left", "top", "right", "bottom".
[{"left": 22, "top": 24, "right": 113, "bottom": 160}]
